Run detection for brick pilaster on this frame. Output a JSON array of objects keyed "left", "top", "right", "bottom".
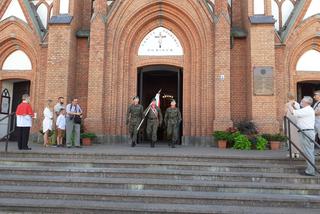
[
  {"left": 213, "top": 0, "right": 233, "bottom": 130},
  {"left": 84, "top": 0, "right": 107, "bottom": 133}
]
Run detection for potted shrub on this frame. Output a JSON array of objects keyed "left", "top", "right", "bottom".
[
  {"left": 232, "top": 133, "right": 252, "bottom": 150},
  {"left": 255, "top": 135, "right": 268, "bottom": 151},
  {"left": 262, "top": 133, "right": 287, "bottom": 150},
  {"left": 213, "top": 131, "right": 230, "bottom": 149},
  {"left": 80, "top": 133, "right": 97, "bottom": 146}
]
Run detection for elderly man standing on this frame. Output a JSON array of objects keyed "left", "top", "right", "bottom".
[
  {"left": 313, "top": 90, "right": 320, "bottom": 155},
  {"left": 288, "top": 96, "right": 316, "bottom": 176}
]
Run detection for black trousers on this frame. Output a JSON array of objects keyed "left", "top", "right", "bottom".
[{"left": 17, "top": 127, "right": 30, "bottom": 150}]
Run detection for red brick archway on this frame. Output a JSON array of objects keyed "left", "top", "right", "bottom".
[{"left": 102, "top": 0, "right": 215, "bottom": 142}]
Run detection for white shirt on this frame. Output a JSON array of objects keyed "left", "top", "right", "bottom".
[
  {"left": 56, "top": 114, "right": 66, "bottom": 130},
  {"left": 16, "top": 115, "right": 32, "bottom": 127},
  {"left": 293, "top": 106, "right": 315, "bottom": 130}
]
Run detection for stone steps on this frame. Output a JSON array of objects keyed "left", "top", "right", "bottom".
[
  {"left": 0, "top": 165, "right": 319, "bottom": 184},
  {"left": 0, "top": 185, "right": 319, "bottom": 209},
  {"left": 0, "top": 149, "right": 319, "bottom": 213},
  {"left": 0, "top": 157, "right": 308, "bottom": 173},
  {"left": 0, "top": 174, "right": 319, "bottom": 195},
  {"left": 0, "top": 198, "right": 319, "bottom": 214},
  {"left": 2, "top": 151, "right": 315, "bottom": 164}
]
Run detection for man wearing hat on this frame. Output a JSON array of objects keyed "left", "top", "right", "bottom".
[
  {"left": 146, "top": 98, "right": 162, "bottom": 147},
  {"left": 164, "top": 99, "right": 182, "bottom": 148},
  {"left": 126, "top": 96, "right": 144, "bottom": 147}
]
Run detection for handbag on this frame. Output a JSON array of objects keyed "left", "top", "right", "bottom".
[
  {"left": 74, "top": 115, "right": 82, "bottom": 124},
  {"left": 69, "top": 104, "right": 82, "bottom": 124}
]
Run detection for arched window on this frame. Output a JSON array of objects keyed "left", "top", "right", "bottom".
[
  {"left": 59, "top": 0, "right": 70, "bottom": 14},
  {"left": 138, "top": 27, "right": 183, "bottom": 56},
  {"left": 37, "top": 3, "right": 48, "bottom": 28},
  {"left": 254, "top": 0, "right": 265, "bottom": 15},
  {"left": 296, "top": 50, "right": 320, "bottom": 72},
  {"left": 282, "top": 0, "right": 294, "bottom": 25},
  {"left": 271, "top": 0, "right": 279, "bottom": 30},
  {"left": 1, "top": 50, "right": 32, "bottom": 71}
]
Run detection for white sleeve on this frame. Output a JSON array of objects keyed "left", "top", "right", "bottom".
[{"left": 293, "top": 108, "right": 308, "bottom": 118}]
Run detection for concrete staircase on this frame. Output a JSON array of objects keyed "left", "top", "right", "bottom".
[{"left": 0, "top": 150, "right": 319, "bottom": 213}]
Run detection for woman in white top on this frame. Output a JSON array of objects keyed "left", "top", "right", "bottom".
[
  {"left": 43, "top": 99, "right": 53, "bottom": 147},
  {"left": 284, "top": 93, "right": 301, "bottom": 158}
]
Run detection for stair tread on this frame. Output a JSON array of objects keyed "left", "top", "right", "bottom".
[
  {"left": 0, "top": 185, "right": 319, "bottom": 202},
  {"left": 0, "top": 165, "right": 317, "bottom": 179},
  {"left": 0, "top": 174, "right": 319, "bottom": 190},
  {"left": 0, "top": 157, "right": 303, "bottom": 167},
  {"left": 0, "top": 198, "right": 319, "bottom": 213}
]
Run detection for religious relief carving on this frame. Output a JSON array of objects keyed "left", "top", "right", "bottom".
[
  {"left": 253, "top": 67, "right": 274, "bottom": 96},
  {"left": 138, "top": 27, "right": 183, "bottom": 56}
]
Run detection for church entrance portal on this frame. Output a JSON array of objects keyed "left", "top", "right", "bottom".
[
  {"left": 297, "top": 81, "right": 320, "bottom": 102},
  {"left": 137, "top": 65, "right": 183, "bottom": 144}
]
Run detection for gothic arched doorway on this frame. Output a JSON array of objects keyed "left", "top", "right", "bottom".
[{"left": 137, "top": 65, "right": 183, "bottom": 143}]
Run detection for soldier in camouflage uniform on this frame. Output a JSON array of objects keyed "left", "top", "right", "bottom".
[
  {"left": 126, "top": 96, "right": 143, "bottom": 147},
  {"left": 146, "top": 98, "right": 162, "bottom": 148},
  {"left": 164, "top": 99, "right": 182, "bottom": 148}
]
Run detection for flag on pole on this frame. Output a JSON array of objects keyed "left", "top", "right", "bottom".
[{"left": 155, "top": 92, "right": 160, "bottom": 107}]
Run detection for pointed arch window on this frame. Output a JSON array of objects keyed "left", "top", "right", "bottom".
[
  {"left": 1, "top": 89, "right": 11, "bottom": 114},
  {"left": 1, "top": 50, "right": 32, "bottom": 71},
  {"left": 271, "top": 0, "right": 296, "bottom": 31},
  {"left": 296, "top": 50, "right": 320, "bottom": 72}
]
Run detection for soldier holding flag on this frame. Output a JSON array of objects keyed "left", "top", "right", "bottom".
[{"left": 146, "top": 98, "right": 163, "bottom": 147}]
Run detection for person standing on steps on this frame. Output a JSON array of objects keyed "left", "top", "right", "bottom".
[
  {"left": 42, "top": 99, "right": 53, "bottom": 147},
  {"left": 16, "top": 94, "right": 34, "bottom": 150},
  {"left": 164, "top": 99, "right": 182, "bottom": 148},
  {"left": 313, "top": 90, "right": 320, "bottom": 156},
  {"left": 288, "top": 96, "right": 316, "bottom": 176},
  {"left": 146, "top": 98, "right": 162, "bottom": 148},
  {"left": 66, "top": 98, "right": 83, "bottom": 148},
  {"left": 284, "top": 93, "right": 301, "bottom": 158},
  {"left": 126, "top": 96, "right": 143, "bottom": 147}
]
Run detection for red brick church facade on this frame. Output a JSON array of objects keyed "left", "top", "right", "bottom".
[{"left": 0, "top": 0, "right": 319, "bottom": 144}]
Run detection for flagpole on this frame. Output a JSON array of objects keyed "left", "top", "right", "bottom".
[{"left": 136, "top": 89, "right": 161, "bottom": 131}]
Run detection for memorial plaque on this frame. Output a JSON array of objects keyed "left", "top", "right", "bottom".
[{"left": 253, "top": 66, "right": 274, "bottom": 95}]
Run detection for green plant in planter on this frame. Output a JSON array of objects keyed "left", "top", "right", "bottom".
[
  {"left": 256, "top": 136, "right": 268, "bottom": 151},
  {"left": 233, "top": 134, "right": 251, "bottom": 150},
  {"left": 80, "top": 133, "right": 97, "bottom": 139},
  {"left": 262, "top": 133, "right": 287, "bottom": 142},
  {"left": 212, "top": 131, "right": 230, "bottom": 141}
]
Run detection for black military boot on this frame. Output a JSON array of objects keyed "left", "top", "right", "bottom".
[
  {"left": 151, "top": 141, "right": 155, "bottom": 148},
  {"left": 171, "top": 141, "right": 176, "bottom": 148},
  {"left": 131, "top": 141, "right": 136, "bottom": 147}
]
